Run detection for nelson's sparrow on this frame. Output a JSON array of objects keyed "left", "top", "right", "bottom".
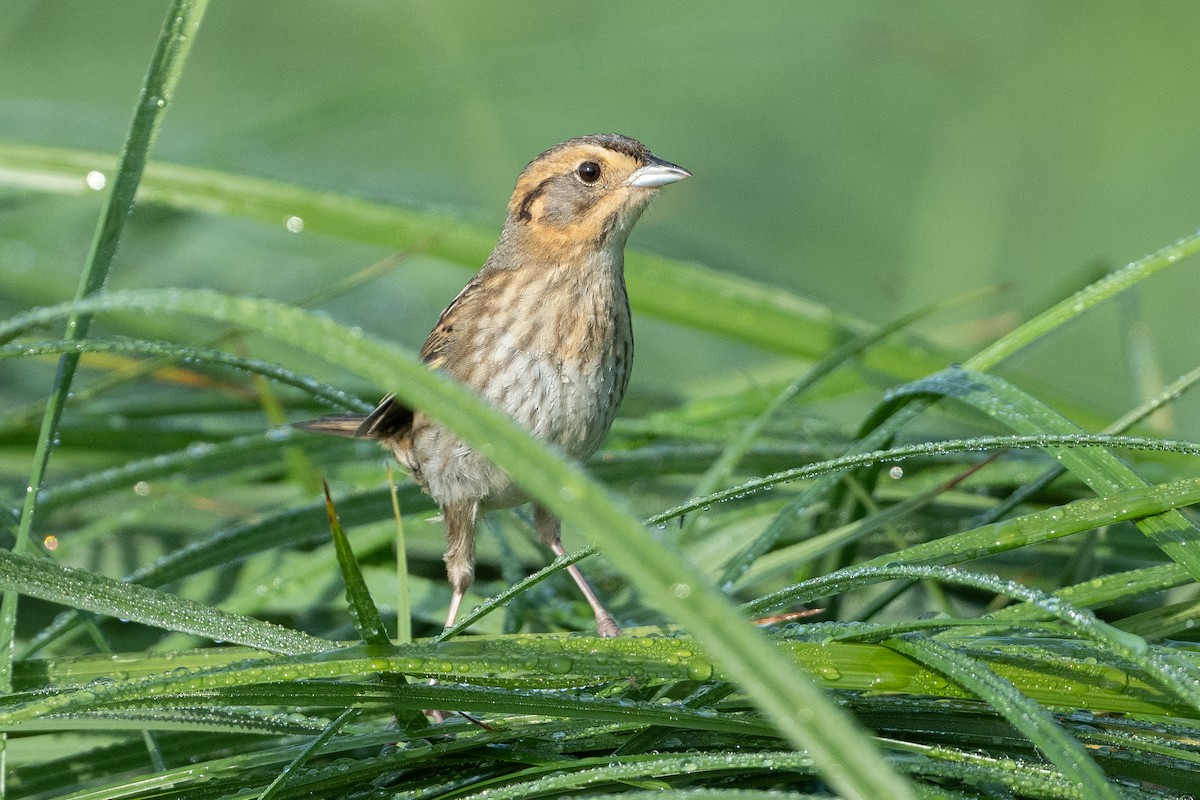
[{"left": 297, "top": 134, "right": 690, "bottom": 637}]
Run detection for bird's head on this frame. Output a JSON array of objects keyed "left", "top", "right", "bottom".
[{"left": 501, "top": 133, "right": 690, "bottom": 260}]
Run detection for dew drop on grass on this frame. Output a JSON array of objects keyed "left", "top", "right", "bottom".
[
  {"left": 185, "top": 441, "right": 215, "bottom": 458},
  {"left": 819, "top": 665, "right": 842, "bottom": 681},
  {"left": 545, "top": 655, "right": 574, "bottom": 674}
]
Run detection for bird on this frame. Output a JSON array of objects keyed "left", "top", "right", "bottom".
[{"left": 296, "top": 134, "right": 690, "bottom": 638}]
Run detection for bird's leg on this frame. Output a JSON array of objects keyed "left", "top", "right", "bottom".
[
  {"left": 441, "top": 501, "right": 478, "bottom": 632},
  {"left": 534, "top": 504, "right": 621, "bottom": 637},
  {"left": 426, "top": 502, "right": 478, "bottom": 724}
]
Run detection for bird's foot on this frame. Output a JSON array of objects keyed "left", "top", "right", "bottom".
[{"left": 596, "top": 613, "right": 622, "bottom": 638}]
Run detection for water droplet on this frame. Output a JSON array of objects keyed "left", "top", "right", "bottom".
[
  {"left": 670, "top": 583, "right": 692, "bottom": 599},
  {"left": 185, "top": 441, "right": 215, "bottom": 458},
  {"left": 85, "top": 170, "right": 107, "bottom": 191},
  {"left": 265, "top": 427, "right": 293, "bottom": 442},
  {"left": 545, "top": 655, "right": 573, "bottom": 674},
  {"left": 888, "top": 466, "right": 904, "bottom": 480},
  {"left": 285, "top": 215, "right": 304, "bottom": 233}
]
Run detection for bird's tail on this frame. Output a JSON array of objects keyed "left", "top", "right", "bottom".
[
  {"left": 290, "top": 416, "right": 371, "bottom": 438},
  {"left": 293, "top": 395, "right": 413, "bottom": 440}
]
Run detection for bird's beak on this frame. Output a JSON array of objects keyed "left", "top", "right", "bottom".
[{"left": 627, "top": 155, "right": 692, "bottom": 188}]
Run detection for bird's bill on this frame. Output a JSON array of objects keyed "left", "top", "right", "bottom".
[{"left": 626, "top": 156, "right": 691, "bottom": 188}]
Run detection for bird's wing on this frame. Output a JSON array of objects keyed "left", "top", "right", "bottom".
[
  {"left": 418, "top": 277, "right": 480, "bottom": 371},
  {"left": 357, "top": 275, "right": 484, "bottom": 439}
]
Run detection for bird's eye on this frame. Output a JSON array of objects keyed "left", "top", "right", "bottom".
[{"left": 576, "top": 161, "right": 602, "bottom": 183}]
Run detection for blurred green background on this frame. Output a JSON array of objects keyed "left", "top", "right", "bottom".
[{"left": 2, "top": 1, "right": 1199, "bottom": 429}]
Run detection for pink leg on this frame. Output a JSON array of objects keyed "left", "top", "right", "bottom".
[
  {"left": 443, "top": 589, "right": 465, "bottom": 632},
  {"left": 427, "top": 502, "right": 478, "bottom": 723},
  {"left": 535, "top": 505, "right": 621, "bottom": 637},
  {"left": 440, "top": 502, "right": 477, "bottom": 631}
]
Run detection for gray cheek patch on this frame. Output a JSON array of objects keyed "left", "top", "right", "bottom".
[{"left": 536, "top": 177, "right": 598, "bottom": 226}]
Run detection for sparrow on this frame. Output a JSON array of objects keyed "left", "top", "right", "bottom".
[{"left": 297, "top": 134, "right": 690, "bottom": 637}]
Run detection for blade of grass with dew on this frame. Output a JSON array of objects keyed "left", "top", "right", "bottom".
[
  {"left": 0, "top": 14, "right": 210, "bottom": 795},
  {"left": 0, "top": 287, "right": 917, "bottom": 800},
  {"left": 17, "top": 485, "right": 423, "bottom": 660},
  {"left": 650, "top": 432, "right": 1200, "bottom": 530},
  {"left": 968, "top": 231, "right": 1200, "bottom": 372},
  {"left": 0, "top": 549, "right": 325, "bottom": 654},
  {"left": 0, "top": 647, "right": 782, "bottom": 732},
  {"left": 387, "top": 465, "right": 412, "bottom": 644},
  {"left": 1116, "top": 596, "right": 1200, "bottom": 640},
  {"left": 323, "top": 481, "right": 388, "bottom": 645},
  {"left": 0, "top": 339, "right": 374, "bottom": 414},
  {"left": 34, "top": 430, "right": 369, "bottom": 513},
  {"left": 13, "top": 633, "right": 1198, "bottom": 722},
  {"left": 435, "top": 546, "right": 597, "bottom": 642},
  {"left": 0, "top": 251, "right": 407, "bottom": 440},
  {"left": 855, "top": 476, "right": 1200, "bottom": 572},
  {"left": 985, "top": 563, "right": 1193, "bottom": 629}
]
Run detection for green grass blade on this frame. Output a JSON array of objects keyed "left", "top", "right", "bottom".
[
  {"left": 435, "top": 547, "right": 597, "bottom": 642},
  {"left": 0, "top": 550, "right": 325, "bottom": 655},
  {"left": 780, "top": 233, "right": 1200, "bottom": 600},
  {"left": 0, "top": 339, "right": 373, "bottom": 414},
  {"left": 322, "top": 483, "right": 388, "bottom": 645},
  {"left": 966, "top": 230, "right": 1200, "bottom": 371},
  {"left": 857, "top": 476, "right": 1200, "bottom": 571},
  {"left": 33, "top": 430, "right": 358, "bottom": 512},
  {"left": 649, "top": 432, "right": 1200, "bottom": 529},
  {"left": 387, "top": 466, "right": 413, "bottom": 644},
  {"left": 255, "top": 707, "right": 356, "bottom": 800},
  {"left": 986, "top": 564, "right": 1192, "bottom": 627}
]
